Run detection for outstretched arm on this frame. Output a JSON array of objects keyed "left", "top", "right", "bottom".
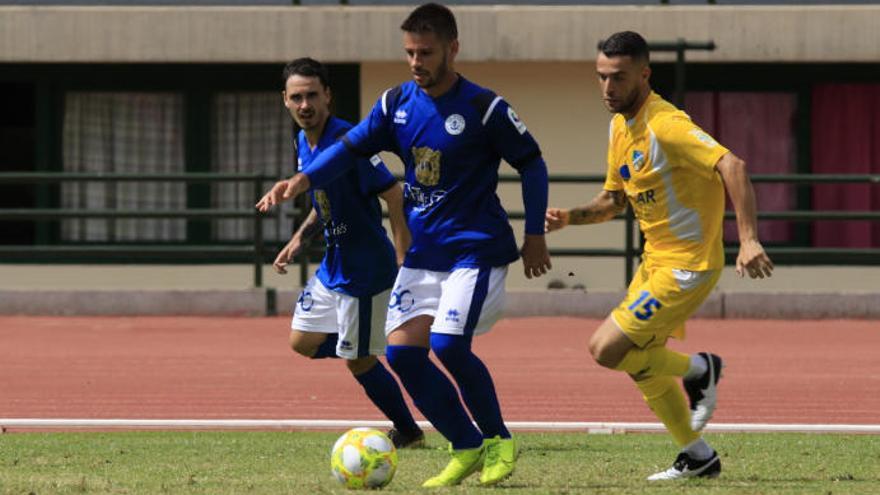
[
  {"left": 715, "top": 152, "right": 774, "bottom": 279},
  {"left": 255, "top": 138, "right": 363, "bottom": 212},
  {"left": 378, "top": 183, "right": 411, "bottom": 267},
  {"left": 256, "top": 173, "right": 312, "bottom": 212},
  {"left": 545, "top": 189, "right": 627, "bottom": 232}
]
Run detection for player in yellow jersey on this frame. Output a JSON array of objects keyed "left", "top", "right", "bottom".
[{"left": 545, "top": 31, "right": 774, "bottom": 480}]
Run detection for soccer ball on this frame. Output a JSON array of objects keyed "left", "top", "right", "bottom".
[{"left": 330, "top": 427, "right": 398, "bottom": 489}]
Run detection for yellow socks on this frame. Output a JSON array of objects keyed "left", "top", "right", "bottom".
[
  {"left": 614, "top": 346, "right": 690, "bottom": 378},
  {"left": 635, "top": 375, "right": 699, "bottom": 447}
]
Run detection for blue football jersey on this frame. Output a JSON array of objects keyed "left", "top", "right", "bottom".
[
  {"left": 297, "top": 116, "right": 398, "bottom": 297},
  {"left": 340, "top": 77, "right": 543, "bottom": 271}
]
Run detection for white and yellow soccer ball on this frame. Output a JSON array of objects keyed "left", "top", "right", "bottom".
[{"left": 330, "top": 427, "right": 398, "bottom": 489}]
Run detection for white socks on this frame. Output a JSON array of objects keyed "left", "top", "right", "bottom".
[
  {"left": 684, "top": 353, "right": 708, "bottom": 381},
  {"left": 683, "top": 437, "right": 714, "bottom": 460}
]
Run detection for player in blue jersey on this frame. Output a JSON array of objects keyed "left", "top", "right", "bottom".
[
  {"left": 257, "top": 5, "right": 551, "bottom": 487},
  {"left": 269, "top": 57, "right": 423, "bottom": 449}
]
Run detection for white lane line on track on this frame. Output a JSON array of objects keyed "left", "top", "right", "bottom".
[{"left": 2, "top": 419, "right": 879, "bottom": 434}]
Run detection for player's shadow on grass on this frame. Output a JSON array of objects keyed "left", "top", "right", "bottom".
[
  {"left": 499, "top": 481, "right": 641, "bottom": 490},
  {"left": 725, "top": 475, "right": 876, "bottom": 484},
  {"left": 522, "top": 444, "right": 609, "bottom": 453}
]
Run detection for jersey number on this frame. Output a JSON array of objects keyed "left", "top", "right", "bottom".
[{"left": 628, "top": 290, "right": 662, "bottom": 321}]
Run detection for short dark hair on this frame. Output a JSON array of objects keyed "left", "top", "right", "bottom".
[
  {"left": 401, "top": 3, "right": 458, "bottom": 41},
  {"left": 598, "top": 31, "right": 650, "bottom": 63},
  {"left": 281, "top": 57, "right": 330, "bottom": 90}
]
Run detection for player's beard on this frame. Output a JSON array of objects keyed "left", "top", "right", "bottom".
[
  {"left": 294, "top": 109, "right": 320, "bottom": 132},
  {"left": 414, "top": 52, "right": 449, "bottom": 89},
  {"left": 611, "top": 86, "right": 642, "bottom": 116}
]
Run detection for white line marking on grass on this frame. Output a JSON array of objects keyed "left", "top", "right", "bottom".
[{"left": 1, "top": 419, "right": 879, "bottom": 434}]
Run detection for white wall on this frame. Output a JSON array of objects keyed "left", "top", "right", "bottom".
[{"left": 3, "top": 5, "right": 880, "bottom": 63}]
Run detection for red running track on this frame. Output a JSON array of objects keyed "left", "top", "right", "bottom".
[{"left": 1, "top": 317, "right": 878, "bottom": 425}]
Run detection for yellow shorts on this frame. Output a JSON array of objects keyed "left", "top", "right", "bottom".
[{"left": 611, "top": 260, "right": 720, "bottom": 348}]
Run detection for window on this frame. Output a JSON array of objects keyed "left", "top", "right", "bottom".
[
  {"left": 685, "top": 91, "right": 798, "bottom": 244},
  {"left": 61, "top": 92, "right": 186, "bottom": 241},
  {"left": 810, "top": 84, "right": 880, "bottom": 248},
  {"left": 211, "top": 92, "right": 295, "bottom": 243}
]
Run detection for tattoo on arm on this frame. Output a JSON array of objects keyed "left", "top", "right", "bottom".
[
  {"left": 301, "top": 221, "right": 322, "bottom": 240},
  {"left": 569, "top": 190, "right": 626, "bottom": 225},
  {"left": 297, "top": 209, "right": 323, "bottom": 242}
]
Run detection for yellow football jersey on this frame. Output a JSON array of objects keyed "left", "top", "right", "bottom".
[{"left": 604, "top": 92, "right": 730, "bottom": 270}]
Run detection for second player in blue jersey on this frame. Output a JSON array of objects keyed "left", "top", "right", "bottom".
[
  {"left": 271, "top": 57, "right": 424, "bottom": 450},
  {"left": 297, "top": 115, "right": 399, "bottom": 297}
]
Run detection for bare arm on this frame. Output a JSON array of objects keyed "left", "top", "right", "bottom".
[
  {"left": 378, "top": 183, "right": 411, "bottom": 267},
  {"left": 273, "top": 208, "right": 321, "bottom": 275},
  {"left": 294, "top": 207, "right": 322, "bottom": 243},
  {"left": 715, "top": 152, "right": 774, "bottom": 278},
  {"left": 545, "top": 189, "right": 627, "bottom": 232}
]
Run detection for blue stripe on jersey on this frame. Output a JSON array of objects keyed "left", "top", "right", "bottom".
[
  {"left": 297, "top": 116, "right": 398, "bottom": 297},
  {"left": 462, "top": 267, "right": 492, "bottom": 339},
  {"left": 357, "top": 295, "right": 372, "bottom": 358}
]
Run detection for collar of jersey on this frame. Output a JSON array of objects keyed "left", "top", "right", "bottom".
[
  {"left": 625, "top": 91, "right": 658, "bottom": 128},
  {"left": 299, "top": 116, "right": 345, "bottom": 165},
  {"left": 416, "top": 73, "right": 465, "bottom": 104}
]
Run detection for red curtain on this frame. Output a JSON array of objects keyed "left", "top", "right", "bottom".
[
  {"left": 685, "top": 92, "right": 797, "bottom": 244},
  {"left": 811, "top": 84, "right": 880, "bottom": 248}
]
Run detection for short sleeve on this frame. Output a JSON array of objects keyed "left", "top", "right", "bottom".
[
  {"left": 294, "top": 131, "right": 306, "bottom": 173},
  {"left": 604, "top": 161, "right": 624, "bottom": 191},
  {"left": 483, "top": 97, "right": 542, "bottom": 170},
  {"left": 655, "top": 115, "right": 729, "bottom": 179},
  {"left": 604, "top": 120, "right": 624, "bottom": 191}
]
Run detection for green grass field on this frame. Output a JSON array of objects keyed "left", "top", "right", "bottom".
[{"left": 1, "top": 431, "right": 877, "bottom": 494}]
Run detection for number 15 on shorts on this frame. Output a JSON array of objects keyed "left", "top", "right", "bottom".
[{"left": 628, "top": 290, "right": 662, "bottom": 321}]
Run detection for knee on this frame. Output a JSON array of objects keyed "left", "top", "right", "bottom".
[
  {"left": 588, "top": 336, "right": 621, "bottom": 369},
  {"left": 346, "top": 356, "right": 377, "bottom": 375},
  {"left": 289, "top": 332, "right": 317, "bottom": 357}
]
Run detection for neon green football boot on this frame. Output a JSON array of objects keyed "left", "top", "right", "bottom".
[
  {"left": 421, "top": 443, "right": 485, "bottom": 488},
  {"left": 480, "top": 435, "right": 518, "bottom": 486}
]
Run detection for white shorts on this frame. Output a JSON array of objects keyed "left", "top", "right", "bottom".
[
  {"left": 384, "top": 266, "right": 507, "bottom": 338},
  {"left": 291, "top": 276, "right": 391, "bottom": 359}
]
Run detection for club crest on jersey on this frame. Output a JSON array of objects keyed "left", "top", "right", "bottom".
[
  {"left": 444, "top": 114, "right": 465, "bottom": 135},
  {"left": 313, "top": 189, "right": 332, "bottom": 219},
  {"left": 412, "top": 146, "right": 442, "bottom": 186},
  {"left": 689, "top": 129, "right": 718, "bottom": 148},
  {"left": 632, "top": 150, "right": 646, "bottom": 171},
  {"left": 507, "top": 107, "right": 528, "bottom": 135}
]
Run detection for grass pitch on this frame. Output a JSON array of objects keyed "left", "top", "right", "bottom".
[{"left": 0, "top": 430, "right": 877, "bottom": 494}]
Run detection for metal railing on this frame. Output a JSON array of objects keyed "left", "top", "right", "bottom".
[
  {"left": 1, "top": 172, "right": 878, "bottom": 287},
  {"left": 0, "top": 172, "right": 283, "bottom": 287},
  {"left": 498, "top": 173, "right": 880, "bottom": 284}
]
